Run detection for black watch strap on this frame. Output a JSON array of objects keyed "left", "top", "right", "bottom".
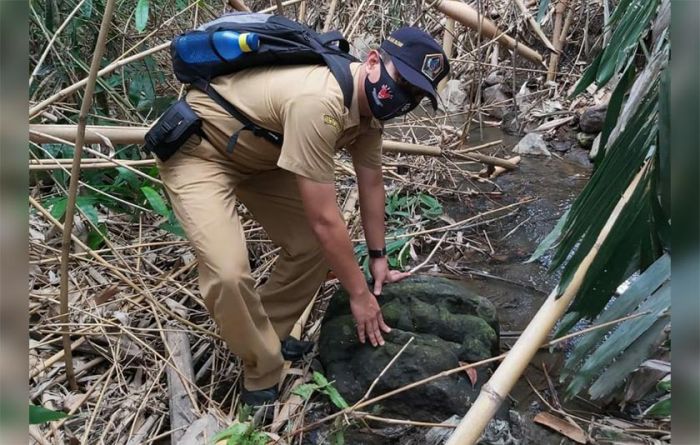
[{"left": 368, "top": 247, "right": 387, "bottom": 258}]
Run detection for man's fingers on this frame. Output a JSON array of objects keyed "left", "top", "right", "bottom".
[
  {"left": 372, "top": 279, "right": 382, "bottom": 296},
  {"left": 371, "top": 319, "right": 384, "bottom": 346},
  {"left": 379, "top": 313, "right": 392, "bottom": 333},
  {"left": 388, "top": 270, "right": 412, "bottom": 282},
  {"left": 357, "top": 323, "right": 366, "bottom": 344}
]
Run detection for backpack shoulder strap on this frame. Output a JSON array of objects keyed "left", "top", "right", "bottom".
[
  {"left": 190, "top": 77, "right": 283, "bottom": 151},
  {"left": 322, "top": 54, "right": 354, "bottom": 110}
]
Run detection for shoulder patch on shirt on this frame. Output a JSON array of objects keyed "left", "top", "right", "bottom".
[{"left": 323, "top": 114, "right": 342, "bottom": 132}]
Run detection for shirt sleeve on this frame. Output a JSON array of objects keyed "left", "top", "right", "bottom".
[
  {"left": 347, "top": 127, "right": 383, "bottom": 170},
  {"left": 277, "top": 95, "right": 342, "bottom": 183}
]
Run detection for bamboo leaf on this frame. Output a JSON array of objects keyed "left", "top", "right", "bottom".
[
  {"left": 135, "top": 0, "right": 149, "bottom": 32},
  {"left": 527, "top": 208, "right": 569, "bottom": 263},
  {"left": 29, "top": 405, "right": 68, "bottom": 424},
  {"left": 81, "top": 0, "right": 93, "bottom": 18},
  {"left": 587, "top": 315, "right": 669, "bottom": 399},
  {"left": 644, "top": 396, "right": 670, "bottom": 417},
  {"left": 141, "top": 186, "right": 169, "bottom": 217},
  {"left": 291, "top": 383, "right": 319, "bottom": 401}
]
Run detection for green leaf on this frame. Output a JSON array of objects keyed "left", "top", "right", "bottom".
[
  {"left": 210, "top": 423, "right": 248, "bottom": 444},
  {"left": 141, "top": 186, "right": 169, "bottom": 217},
  {"left": 81, "top": 0, "right": 93, "bottom": 18},
  {"left": 657, "top": 379, "right": 671, "bottom": 392},
  {"left": 291, "top": 383, "right": 319, "bottom": 401},
  {"left": 87, "top": 223, "right": 108, "bottom": 250},
  {"left": 312, "top": 372, "right": 349, "bottom": 409},
  {"left": 29, "top": 405, "right": 68, "bottom": 424},
  {"left": 570, "top": 53, "right": 601, "bottom": 97},
  {"left": 135, "top": 0, "right": 149, "bottom": 32},
  {"left": 332, "top": 429, "right": 346, "bottom": 445},
  {"left": 644, "top": 396, "right": 670, "bottom": 417},
  {"left": 312, "top": 371, "right": 330, "bottom": 387},
  {"left": 77, "top": 199, "right": 100, "bottom": 228},
  {"left": 46, "top": 196, "right": 68, "bottom": 220},
  {"left": 527, "top": 208, "right": 569, "bottom": 263}
]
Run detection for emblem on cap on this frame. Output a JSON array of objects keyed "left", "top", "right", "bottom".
[{"left": 421, "top": 53, "right": 444, "bottom": 81}]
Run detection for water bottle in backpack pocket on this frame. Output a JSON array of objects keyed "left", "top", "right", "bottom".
[{"left": 174, "top": 30, "right": 260, "bottom": 65}]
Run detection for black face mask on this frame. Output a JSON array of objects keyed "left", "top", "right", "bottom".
[{"left": 364, "top": 59, "right": 418, "bottom": 121}]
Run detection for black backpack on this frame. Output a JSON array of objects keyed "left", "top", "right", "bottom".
[{"left": 173, "top": 13, "right": 357, "bottom": 150}]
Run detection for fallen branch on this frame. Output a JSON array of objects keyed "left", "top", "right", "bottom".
[
  {"left": 434, "top": 0, "right": 543, "bottom": 64},
  {"left": 57, "top": 0, "right": 116, "bottom": 391},
  {"left": 165, "top": 329, "right": 198, "bottom": 444}
]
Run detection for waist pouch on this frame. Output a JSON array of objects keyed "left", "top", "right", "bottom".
[{"left": 144, "top": 99, "right": 202, "bottom": 162}]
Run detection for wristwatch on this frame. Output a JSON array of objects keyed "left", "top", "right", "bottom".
[{"left": 368, "top": 247, "right": 387, "bottom": 258}]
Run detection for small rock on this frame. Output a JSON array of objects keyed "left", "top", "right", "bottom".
[
  {"left": 551, "top": 140, "right": 572, "bottom": 153},
  {"left": 576, "top": 132, "right": 596, "bottom": 149},
  {"left": 484, "top": 70, "right": 505, "bottom": 87},
  {"left": 579, "top": 104, "right": 607, "bottom": 133},
  {"left": 482, "top": 84, "right": 513, "bottom": 119},
  {"left": 439, "top": 79, "right": 467, "bottom": 113},
  {"left": 512, "top": 133, "right": 551, "bottom": 157}
]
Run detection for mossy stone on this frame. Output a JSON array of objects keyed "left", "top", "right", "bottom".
[{"left": 318, "top": 275, "right": 500, "bottom": 421}]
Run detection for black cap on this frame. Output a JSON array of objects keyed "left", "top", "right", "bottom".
[{"left": 380, "top": 27, "right": 450, "bottom": 110}]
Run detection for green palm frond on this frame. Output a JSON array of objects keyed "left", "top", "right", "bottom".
[{"left": 530, "top": 0, "right": 670, "bottom": 400}]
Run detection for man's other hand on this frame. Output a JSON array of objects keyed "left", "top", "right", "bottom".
[
  {"left": 349, "top": 290, "right": 391, "bottom": 347},
  {"left": 370, "top": 257, "right": 411, "bottom": 296}
]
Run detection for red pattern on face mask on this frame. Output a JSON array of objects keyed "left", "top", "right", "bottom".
[{"left": 377, "top": 84, "right": 393, "bottom": 100}]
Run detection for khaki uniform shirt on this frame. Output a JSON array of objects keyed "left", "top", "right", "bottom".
[{"left": 186, "top": 62, "right": 383, "bottom": 183}]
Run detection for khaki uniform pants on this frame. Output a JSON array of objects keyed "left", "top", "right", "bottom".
[{"left": 157, "top": 132, "right": 328, "bottom": 390}]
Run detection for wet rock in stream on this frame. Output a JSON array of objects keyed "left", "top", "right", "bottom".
[{"left": 318, "top": 275, "right": 500, "bottom": 422}]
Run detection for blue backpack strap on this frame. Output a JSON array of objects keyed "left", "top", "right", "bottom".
[
  {"left": 322, "top": 54, "right": 354, "bottom": 110},
  {"left": 318, "top": 31, "right": 350, "bottom": 53}
]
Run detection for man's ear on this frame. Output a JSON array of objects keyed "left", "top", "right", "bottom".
[{"left": 365, "top": 49, "right": 382, "bottom": 83}]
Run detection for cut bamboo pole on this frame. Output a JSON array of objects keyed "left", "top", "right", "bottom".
[
  {"left": 434, "top": 0, "right": 543, "bottom": 64},
  {"left": 438, "top": 18, "right": 456, "bottom": 93},
  {"left": 29, "top": 124, "right": 445, "bottom": 157},
  {"left": 56, "top": 0, "right": 116, "bottom": 391},
  {"left": 228, "top": 0, "right": 251, "bottom": 11},
  {"left": 547, "top": 0, "right": 574, "bottom": 81},
  {"left": 323, "top": 0, "right": 339, "bottom": 32},
  {"left": 444, "top": 161, "right": 650, "bottom": 445},
  {"left": 513, "top": 0, "right": 557, "bottom": 52}
]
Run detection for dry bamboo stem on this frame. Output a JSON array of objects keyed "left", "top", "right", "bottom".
[
  {"left": 228, "top": 0, "right": 251, "bottom": 11},
  {"left": 453, "top": 152, "right": 519, "bottom": 170},
  {"left": 438, "top": 18, "right": 456, "bottom": 93},
  {"left": 323, "top": 0, "right": 339, "bottom": 32},
  {"left": 274, "top": 0, "right": 286, "bottom": 16},
  {"left": 547, "top": 0, "right": 574, "bottom": 81},
  {"left": 29, "top": 124, "right": 445, "bottom": 157},
  {"left": 513, "top": 0, "right": 557, "bottom": 52},
  {"left": 444, "top": 161, "right": 650, "bottom": 445},
  {"left": 434, "top": 0, "right": 543, "bottom": 64},
  {"left": 56, "top": 0, "right": 116, "bottom": 391}
]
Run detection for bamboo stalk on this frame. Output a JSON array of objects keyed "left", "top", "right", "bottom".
[
  {"left": 438, "top": 18, "right": 456, "bottom": 93},
  {"left": 228, "top": 0, "right": 251, "bottom": 11},
  {"left": 274, "top": 0, "right": 286, "bottom": 16},
  {"left": 444, "top": 161, "right": 650, "bottom": 445},
  {"left": 513, "top": 0, "right": 557, "bottom": 52},
  {"left": 323, "top": 0, "right": 339, "bottom": 32},
  {"left": 56, "top": 0, "right": 116, "bottom": 391},
  {"left": 547, "top": 0, "right": 574, "bottom": 81},
  {"left": 29, "top": 124, "right": 446, "bottom": 157},
  {"left": 434, "top": 0, "right": 543, "bottom": 64}
]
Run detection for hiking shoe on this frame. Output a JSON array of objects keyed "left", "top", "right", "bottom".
[
  {"left": 241, "top": 385, "right": 278, "bottom": 424},
  {"left": 281, "top": 336, "right": 314, "bottom": 361}
]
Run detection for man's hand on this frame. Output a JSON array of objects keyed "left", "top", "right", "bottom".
[
  {"left": 370, "top": 257, "right": 411, "bottom": 296},
  {"left": 350, "top": 289, "right": 391, "bottom": 347}
]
